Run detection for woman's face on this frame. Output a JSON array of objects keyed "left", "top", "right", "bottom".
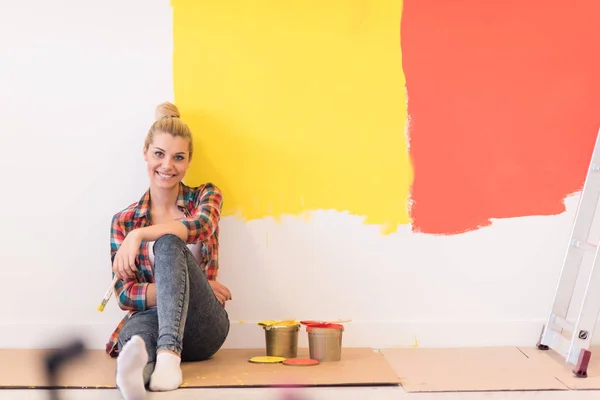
[{"left": 143, "top": 131, "right": 191, "bottom": 190}]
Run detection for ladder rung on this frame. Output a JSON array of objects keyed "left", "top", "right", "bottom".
[
  {"left": 542, "top": 325, "right": 573, "bottom": 361},
  {"left": 570, "top": 239, "right": 598, "bottom": 252},
  {"left": 552, "top": 316, "right": 575, "bottom": 333},
  {"left": 554, "top": 331, "right": 573, "bottom": 361}
]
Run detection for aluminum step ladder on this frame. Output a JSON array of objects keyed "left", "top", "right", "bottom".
[{"left": 537, "top": 127, "right": 600, "bottom": 378}]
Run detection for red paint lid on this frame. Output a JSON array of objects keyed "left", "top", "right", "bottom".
[
  {"left": 306, "top": 323, "right": 344, "bottom": 331},
  {"left": 282, "top": 358, "right": 320, "bottom": 366}
]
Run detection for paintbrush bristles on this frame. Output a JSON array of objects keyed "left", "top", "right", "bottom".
[{"left": 97, "top": 295, "right": 110, "bottom": 312}]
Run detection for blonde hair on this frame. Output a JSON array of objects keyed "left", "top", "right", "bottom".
[{"left": 145, "top": 102, "right": 194, "bottom": 160}]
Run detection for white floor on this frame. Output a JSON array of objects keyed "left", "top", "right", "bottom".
[{"left": 0, "top": 387, "right": 598, "bottom": 400}]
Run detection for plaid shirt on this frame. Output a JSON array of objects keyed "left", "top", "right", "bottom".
[{"left": 105, "top": 182, "right": 223, "bottom": 357}]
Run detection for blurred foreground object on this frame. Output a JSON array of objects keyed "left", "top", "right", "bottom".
[{"left": 44, "top": 339, "right": 86, "bottom": 400}]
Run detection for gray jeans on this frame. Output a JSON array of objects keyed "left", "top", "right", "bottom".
[{"left": 117, "top": 234, "right": 230, "bottom": 384}]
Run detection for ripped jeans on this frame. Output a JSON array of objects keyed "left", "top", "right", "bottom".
[{"left": 117, "top": 234, "right": 230, "bottom": 384}]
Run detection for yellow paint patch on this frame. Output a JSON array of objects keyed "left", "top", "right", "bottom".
[
  {"left": 172, "top": 0, "right": 412, "bottom": 232},
  {"left": 249, "top": 356, "right": 286, "bottom": 364},
  {"left": 257, "top": 319, "right": 299, "bottom": 327},
  {"left": 410, "top": 335, "right": 419, "bottom": 347}
]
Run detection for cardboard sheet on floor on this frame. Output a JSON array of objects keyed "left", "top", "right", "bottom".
[
  {"left": 0, "top": 348, "right": 116, "bottom": 388},
  {"left": 380, "top": 347, "right": 567, "bottom": 392},
  {"left": 0, "top": 348, "right": 400, "bottom": 388},
  {"left": 181, "top": 348, "right": 399, "bottom": 387},
  {"left": 519, "top": 346, "right": 600, "bottom": 390}
]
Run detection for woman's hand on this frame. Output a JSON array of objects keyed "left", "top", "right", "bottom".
[
  {"left": 113, "top": 230, "right": 142, "bottom": 280},
  {"left": 209, "top": 280, "right": 232, "bottom": 305}
]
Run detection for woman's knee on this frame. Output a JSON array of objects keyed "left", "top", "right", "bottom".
[
  {"left": 119, "top": 311, "right": 159, "bottom": 349},
  {"left": 182, "top": 319, "right": 230, "bottom": 362},
  {"left": 153, "top": 234, "right": 186, "bottom": 254}
]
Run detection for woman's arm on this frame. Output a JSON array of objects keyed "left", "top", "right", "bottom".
[
  {"left": 129, "top": 220, "right": 189, "bottom": 243},
  {"left": 132, "top": 183, "right": 223, "bottom": 245},
  {"left": 110, "top": 214, "right": 153, "bottom": 311},
  {"left": 177, "top": 183, "right": 223, "bottom": 244}
]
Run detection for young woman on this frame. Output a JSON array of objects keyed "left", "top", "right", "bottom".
[{"left": 105, "top": 102, "right": 231, "bottom": 399}]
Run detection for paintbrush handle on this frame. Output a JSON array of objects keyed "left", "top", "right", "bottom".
[
  {"left": 99, "top": 276, "right": 118, "bottom": 304},
  {"left": 104, "top": 275, "right": 118, "bottom": 297}
]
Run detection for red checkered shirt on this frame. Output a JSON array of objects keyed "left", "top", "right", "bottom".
[{"left": 105, "top": 182, "right": 223, "bottom": 357}]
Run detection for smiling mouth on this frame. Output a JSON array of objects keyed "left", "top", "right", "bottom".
[{"left": 156, "top": 172, "right": 176, "bottom": 179}]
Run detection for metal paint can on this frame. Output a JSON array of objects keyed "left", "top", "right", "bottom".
[
  {"left": 307, "top": 324, "right": 344, "bottom": 362},
  {"left": 264, "top": 324, "right": 300, "bottom": 358}
]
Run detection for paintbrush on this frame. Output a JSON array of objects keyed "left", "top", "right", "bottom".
[
  {"left": 97, "top": 275, "right": 118, "bottom": 312},
  {"left": 300, "top": 318, "right": 352, "bottom": 325}
]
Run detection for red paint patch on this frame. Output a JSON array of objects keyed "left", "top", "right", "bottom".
[
  {"left": 402, "top": 0, "right": 600, "bottom": 234},
  {"left": 282, "top": 358, "right": 320, "bottom": 366}
]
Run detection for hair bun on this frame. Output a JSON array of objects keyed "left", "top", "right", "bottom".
[{"left": 155, "top": 102, "right": 180, "bottom": 120}]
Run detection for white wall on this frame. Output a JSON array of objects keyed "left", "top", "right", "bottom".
[{"left": 0, "top": 0, "right": 586, "bottom": 351}]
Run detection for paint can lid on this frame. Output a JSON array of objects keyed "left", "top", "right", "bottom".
[
  {"left": 258, "top": 320, "right": 300, "bottom": 328},
  {"left": 306, "top": 323, "right": 344, "bottom": 331},
  {"left": 300, "top": 320, "right": 320, "bottom": 325},
  {"left": 248, "top": 356, "right": 286, "bottom": 364},
  {"left": 301, "top": 319, "right": 351, "bottom": 325},
  {"left": 282, "top": 358, "right": 320, "bottom": 366}
]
